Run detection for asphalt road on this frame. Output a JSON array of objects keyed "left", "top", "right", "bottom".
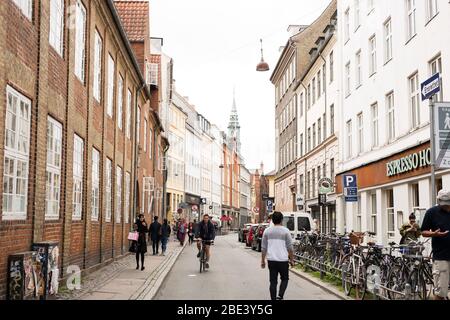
[{"left": 154, "top": 233, "right": 339, "bottom": 300}]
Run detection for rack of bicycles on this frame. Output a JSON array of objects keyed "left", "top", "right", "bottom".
[{"left": 293, "top": 231, "right": 434, "bottom": 300}]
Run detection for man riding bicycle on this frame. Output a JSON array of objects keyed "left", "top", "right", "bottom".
[{"left": 196, "top": 213, "right": 216, "bottom": 269}]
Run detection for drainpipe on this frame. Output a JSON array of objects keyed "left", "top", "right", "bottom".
[{"left": 162, "top": 143, "right": 170, "bottom": 219}]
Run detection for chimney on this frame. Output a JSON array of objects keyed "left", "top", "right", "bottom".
[{"left": 260, "top": 162, "right": 264, "bottom": 175}]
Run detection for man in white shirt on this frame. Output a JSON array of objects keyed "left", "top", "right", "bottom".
[{"left": 261, "top": 211, "right": 294, "bottom": 300}]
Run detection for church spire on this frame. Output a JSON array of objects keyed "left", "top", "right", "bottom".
[{"left": 228, "top": 87, "right": 241, "bottom": 153}]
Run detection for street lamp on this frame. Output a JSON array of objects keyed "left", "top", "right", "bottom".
[{"left": 256, "top": 39, "right": 270, "bottom": 72}]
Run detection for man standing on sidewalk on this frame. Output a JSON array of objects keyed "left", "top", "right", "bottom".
[
  {"left": 261, "top": 211, "right": 294, "bottom": 301},
  {"left": 149, "top": 216, "right": 162, "bottom": 255},
  {"left": 160, "top": 219, "right": 171, "bottom": 256},
  {"left": 421, "top": 189, "right": 450, "bottom": 300}
]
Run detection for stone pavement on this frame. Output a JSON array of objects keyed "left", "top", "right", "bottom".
[{"left": 57, "top": 236, "right": 186, "bottom": 300}]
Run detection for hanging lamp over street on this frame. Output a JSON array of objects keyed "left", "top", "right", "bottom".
[{"left": 256, "top": 39, "right": 270, "bottom": 72}]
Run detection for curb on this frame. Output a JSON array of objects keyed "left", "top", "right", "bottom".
[
  {"left": 289, "top": 268, "right": 352, "bottom": 301},
  {"left": 132, "top": 241, "right": 187, "bottom": 300}
]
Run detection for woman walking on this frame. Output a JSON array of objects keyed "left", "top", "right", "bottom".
[
  {"left": 177, "top": 218, "right": 187, "bottom": 246},
  {"left": 133, "top": 214, "right": 148, "bottom": 271}
]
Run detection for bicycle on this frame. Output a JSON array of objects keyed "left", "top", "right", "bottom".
[{"left": 198, "top": 239, "right": 214, "bottom": 273}]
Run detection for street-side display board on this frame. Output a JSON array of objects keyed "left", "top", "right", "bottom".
[{"left": 434, "top": 102, "right": 450, "bottom": 169}]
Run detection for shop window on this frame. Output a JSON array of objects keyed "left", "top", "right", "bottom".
[
  {"left": 386, "top": 189, "right": 395, "bottom": 238},
  {"left": 371, "top": 193, "right": 377, "bottom": 234}
]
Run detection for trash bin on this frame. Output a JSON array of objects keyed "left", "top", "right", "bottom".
[
  {"left": 31, "top": 242, "right": 59, "bottom": 299},
  {"left": 7, "top": 251, "right": 40, "bottom": 300}
]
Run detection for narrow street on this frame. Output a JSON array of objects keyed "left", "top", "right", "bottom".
[{"left": 154, "top": 233, "right": 339, "bottom": 300}]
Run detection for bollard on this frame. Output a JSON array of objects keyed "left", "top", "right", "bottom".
[{"left": 404, "top": 283, "right": 412, "bottom": 300}]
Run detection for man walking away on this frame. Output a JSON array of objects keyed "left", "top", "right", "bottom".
[
  {"left": 421, "top": 189, "right": 450, "bottom": 300},
  {"left": 261, "top": 211, "right": 294, "bottom": 301},
  {"left": 149, "top": 216, "right": 162, "bottom": 255},
  {"left": 160, "top": 219, "right": 171, "bottom": 256}
]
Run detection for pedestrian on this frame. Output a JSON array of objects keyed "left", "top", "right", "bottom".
[
  {"left": 133, "top": 214, "right": 148, "bottom": 271},
  {"left": 160, "top": 218, "right": 171, "bottom": 256},
  {"left": 421, "top": 189, "right": 450, "bottom": 300},
  {"left": 149, "top": 216, "right": 162, "bottom": 255},
  {"left": 177, "top": 218, "right": 187, "bottom": 246},
  {"left": 399, "top": 213, "right": 422, "bottom": 244},
  {"left": 188, "top": 222, "right": 195, "bottom": 245},
  {"left": 261, "top": 211, "right": 294, "bottom": 301}
]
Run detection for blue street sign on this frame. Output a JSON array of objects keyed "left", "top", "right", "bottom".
[
  {"left": 421, "top": 73, "right": 440, "bottom": 101},
  {"left": 343, "top": 174, "right": 358, "bottom": 202}
]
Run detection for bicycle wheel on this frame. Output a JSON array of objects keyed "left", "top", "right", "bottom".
[
  {"left": 343, "top": 260, "right": 354, "bottom": 296},
  {"left": 199, "top": 250, "right": 204, "bottom": 273},
  {"left": 357, "top": 264, "right": 367, "bottom": 300},
  {"left": 386, "top": 264, "right": 406, "bottom": 300}
]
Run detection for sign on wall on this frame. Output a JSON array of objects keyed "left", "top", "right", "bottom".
[
  {"left": 343, "top": 174, "right": 357, "bottom": 202},
  {"left": 434, "top": 102, "right": 450, "bottom": 169},
  {"left": 421, "top": 73, "right": 440, "bottom": 101}
]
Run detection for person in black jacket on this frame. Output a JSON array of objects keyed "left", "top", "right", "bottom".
[
  {"left": 196, "top": 214, "right": 216, "bottom": 269},
  {"left": 149, "top": 216, "right": 162, "bottom": 255},
  {"left": 134, "top": 214, "right": 148, "bottom": 271},
  {"left": 160, "top": 219, "right": 171, "bottom": 256}
]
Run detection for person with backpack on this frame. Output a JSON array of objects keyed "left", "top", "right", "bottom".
[
  {"left": 177, "top": 218, "right": 187, "bottom": 246},
  {"left": 160, "top": 219, "right": 171, "bottom": 256}
]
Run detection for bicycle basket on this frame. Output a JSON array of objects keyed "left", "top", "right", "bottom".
[{"left": 349, "top": 232, "right": 364, "bottom": 246}]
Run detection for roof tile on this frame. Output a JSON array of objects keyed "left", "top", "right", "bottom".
[{"left": 114, "top": 0, "right": 148, "bottom": 42}]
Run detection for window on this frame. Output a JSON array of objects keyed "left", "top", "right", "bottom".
[
  {"left": 317, "top": 71, "right": 321, "bottom": 99},
  {"left": 409, "top": 73, "right": 420, "bottom": 129},
  {"left": 426, "top": 0, "right": 438, "bottom": 21},
  {"left": 116, "top": 166, "right": 122, "bottom": 223},
  {"left": 45, "top": 117, "right": 62, "bottom": 220},
  {"left": 323, "top": 113, "right": 327, "bottom": 140},
  {"left": 137, "top": 106, "right": 141, "bottom": 144},
  {"left": 357, "top": 113, "right": 364, "bottom": 154},
  {"left": 355, "top": 50, "right": 362, "bottom": 87},
  {"left": 312, "top": 78, "right": 316, "bottom": 105},
  {"left": 299, "top": 174, "right": 304, "bottom": 195},
  {"left": 330, "top": 104, "right": 334, "bottom": 135},
  {"left": 125, "top": 172, "right": 130, "bottom": 223},
  {"left": 330, "top": 158, "right": 335, "bottom": 182},
  {"left": 74, "top": 0, "right": 86, "bottom": 82},
  {"left": 354, "top": 0, "right": 360, "bottom": 30},
  {"left": 107, "top": 54, "right": 115, "bottom": 117},
  {"left": 386, "top": 92, "right": 395, "bottom": 141},
  {"left": 406, "top": 0, "right": 416, "bottom": 40},
  {"left": 368, "top": 0, "right": 374, "bottom": 13},
  {"left": 300, "top": 133, "right": 304, "bottom": 157},
  {"left": 2, "top": 86, "right": 31, "bottom": 220},
  {"left": 91, "top": 148, "right": 100, "bottom": 221},
  {"left": 117, "top": 75, "right": 123, "bottom": 130},
  {"left": 344, "top": 8, "right": 350, "bottom": 42},
  {"left": 307, "top": 84, "right": 311, "bottom": 109},
  {"left": 93, "top": 30, "right": 103, "bottom": 102},
  {"left": 306, "top": 172, "right": 310, "bottom": 198},
  {"left": 371, "top": 103, "right": 379, "bottom": 148},
  {"left": 384, "top": 19, "right": 392, "bottom": 62},
  {"left": 345, "top": 62, "right": 351, "bottom": 96},
  {"left": 323, "top": 65, "right": 326, "bottom": 93},
  {"left": 318, "top": 119, "right": 322, "bottom": 145},
  {"left": 105, "top": 158, "right": 112, "bottom": 222},
  {"left": 411, "top": 183, "right": 420, "bottom": 210},
  {"left": 317, "top": 166, "right": 321, "bottom": 181},
  {"left": 312, "top": 168, "right": 316, "bottom": 198},
  {"left": 356, "top": 196, "right": 362, "bottom": 232},
  {"left": 143, "top": 119, "right": 147, "bottom": 153},
  {"left": 126, "top": 89, "right": 132, "bottom": 139},
  {"left": 299, "top": 93, "right": 304, "bottom": 117},
  {"left": 307, "top": 128, "right": 311, "bottom": 152},
  {"left": 49, "top": 0, "right": 64, "bottom": 55},
  {"left": 346, "top": 120, "right": 353, "bottom": 159},
  {"left": 369, "top": 35, "right": 377, "bottom": 75},
  {"left": 12, "top": 0, "right": 32, "bottom": 20},
  {"left": 329, "top": 51, "right": 334, "bottom": 83},
  {"left": 371, "top": 193, "right": 377, "bottom": 234},
  {"left": 430, "top": 55, "right": 443, "bottom": 101},
  {"left": 146, "top": 63, "right": 159, "bottom": 86},
  {"left": 313, "top": 124, "right": 316, "bottom": 149},
  {"left": 73, "top": 135, "right": 84, "bottom": 220},
  {"left": 387, "top": 189, "right": 395, "bottom": 238},
  {"left": 149, "top": 128, "right": 153, "bottom": 159},
  {"left": 323, "top": 163, "right": 326, "bottom": 179}
]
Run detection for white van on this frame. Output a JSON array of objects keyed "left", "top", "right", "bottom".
[{"left": 269, "top": 212, "right": 315, "bottom": 240}]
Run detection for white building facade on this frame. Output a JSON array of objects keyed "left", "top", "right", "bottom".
[
  {"left": 336, "top": 0, "right": 450, "bottom": 245},
  {"left": 211, "top": 124, "right": 224, "bottom": 223}
]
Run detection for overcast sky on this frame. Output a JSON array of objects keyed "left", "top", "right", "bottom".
[{"left": 150, "top": 0, "right": 332, "bottom": 173}]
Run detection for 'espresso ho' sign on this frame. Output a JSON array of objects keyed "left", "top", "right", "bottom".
[{"left": 386, "top": 148, "right": 431, "bottom": 177}]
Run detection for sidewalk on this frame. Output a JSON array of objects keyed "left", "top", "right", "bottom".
[{"left": 57, "top": 237, "right": 186, "bottom": 300}]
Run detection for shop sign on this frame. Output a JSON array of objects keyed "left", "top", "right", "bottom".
[{"left": 386, "top": 148, "right": 431, "bottom": 177}]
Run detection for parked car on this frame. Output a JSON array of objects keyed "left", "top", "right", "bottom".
[
  {"left": 246, "top": 224, "right": 259, "bottom": 247},
  {"left": 279, "top": 212, "right": 315, "bottom": 240},
  {"left": 238, "top": 223, "right": 253, "bottom": 242},
  {"left": 252, "top": 223, "right": 269, "bottom": 252}
]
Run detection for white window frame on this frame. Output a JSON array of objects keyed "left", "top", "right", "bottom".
[
  {"left": 3, "top": 86, "right": 31, "bottom": 220},
  {"left": 126, "top": 89, "right": 132, "bottom": 139},
  {"left": 93, "top": 30, "right": 103, "bottom": 102},
  {"left": 409, "top": 72, "right": 420, "bottom": 129},
  {"left": 45, "top": 117, "right": 62, "bottom": 220},
  {"left": 317, "top": 70, "right": 321, "bottom": 99},
  {"left": 72, "top": 134, "right": 84, "bottom": 220},
  {"left": 143, "top": 119, "right": 148, "bottom": 153},
  {"left": 426, "top": 0, "right": 438, "bottom": 22},
  {"left": 384, "top": 18, "right": 393, "bottom": 63},
  {"left": 125, "top": 172, "right": 130, "bottom": 224},
  {"left": 147, "top": 63, "right": 159, "bottom": 86},
  {"left": 357, "top": 113, "right": 364, "bottom": 155},
  {"left": 74, "top": 0, "right": 86, "bottom": 82},
  {"left": 143, "top": 176, "right": 155, "bottom": 214},
  {"left": 355, "top": 50, "right": 362, "bottom": 87},
  {"left": 371, "top": 193, "right": 377, "bottom": 234},
  {"left": 371, "top": 103, "right": 379, "bottom": 148},
  {"left": 137, "top": 106, "right": 141, "bottom": 145},
  {"left": 149, "top": 128, "right": 153, "bottom": 159},
  {"left": 344, "top": 8, "right": 350, "bottom": 42},
  {"left": 116, "top": 166, "right": 122, "bottom": 223},
  {"left": 386, "top": 92, "right": 396, "bottom": 142},
  {"left": 387, "top": 189, "right": 395, "bottom": 238},
  {"left": 91, "top": 148, "right": 100, "bottom": 221},
  {"left": 429, "top": 55, "right": 443, "bottom": 101},
  {"left": 406, "top": 0, "right": 416, "bottom": 40},
  {"left": 105, "top": 158, "right": 112, "bottom": 222},
  {"left": 329, "top": 51, "right": 334, "bottom": 83},
  {"left": 346, "top": 120, "right": 352, "bottom": 159},
  {"left": 49, "top": 0, "right": 64, "bottom": 56},
  {"left": 117, "top": 74, "right": 123, "bottom": 130},
  {"left": 12, "top": 0, "right": 32, "bottom": 20},
  {"left": 107, "top": 54, "right": 115, "bottom": 118},
  {"left": 369, "top": 35, "right": 377, "bottom": 75},
  {"left": 354, "top": 0, "right": 360, "bottom": 30},
  {"left": 345, "top": 61, "right": 351, "bottom": 96}
]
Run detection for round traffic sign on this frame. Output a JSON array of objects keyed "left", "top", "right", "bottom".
[
  {"left": 192, "top": 205, "right": 198, "bottom": 212},
  {"left": 252, "top": 207, "right": 260, "bottom": 214}
]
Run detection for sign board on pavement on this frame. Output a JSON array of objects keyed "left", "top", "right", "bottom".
[
  {"left": 434, "top": 102, "right": 450, "bottom": 169},
  {"left": 296, "top": 195, "right": 304, "bottom": 207},
  {"left": 343, "top": 174, "right": 358, "bottom": 202},
  {"left": 421, "top": 73, "right": 440, "bottom": 101}
]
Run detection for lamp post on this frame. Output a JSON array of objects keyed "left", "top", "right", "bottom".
[{"left": 256, "top": 39, "right": 270, "bottom": 72}]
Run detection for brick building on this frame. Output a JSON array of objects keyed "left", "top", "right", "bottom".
[{"left": 0, "top": 0, "right": 156, "bottom": 299}]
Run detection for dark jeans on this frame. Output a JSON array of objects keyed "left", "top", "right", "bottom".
[
  {"left": 152, "top": 239, "right": 160, "bottom": 254},
  {"left": 268, "top": 261, "right": 289, "bottom": 300},
  {"left": 188, "top": 234, "right": 194, "bottom": 245},
  {"left": 161, "top": 238, "right": 168, "bottom": 253},
  {"left": 136, "top": 251, "right": 145, "bottom": 267}
]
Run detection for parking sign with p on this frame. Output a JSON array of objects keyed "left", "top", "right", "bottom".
[{"left": 343, "top": 174, "right": 358, "bottom": 202}]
